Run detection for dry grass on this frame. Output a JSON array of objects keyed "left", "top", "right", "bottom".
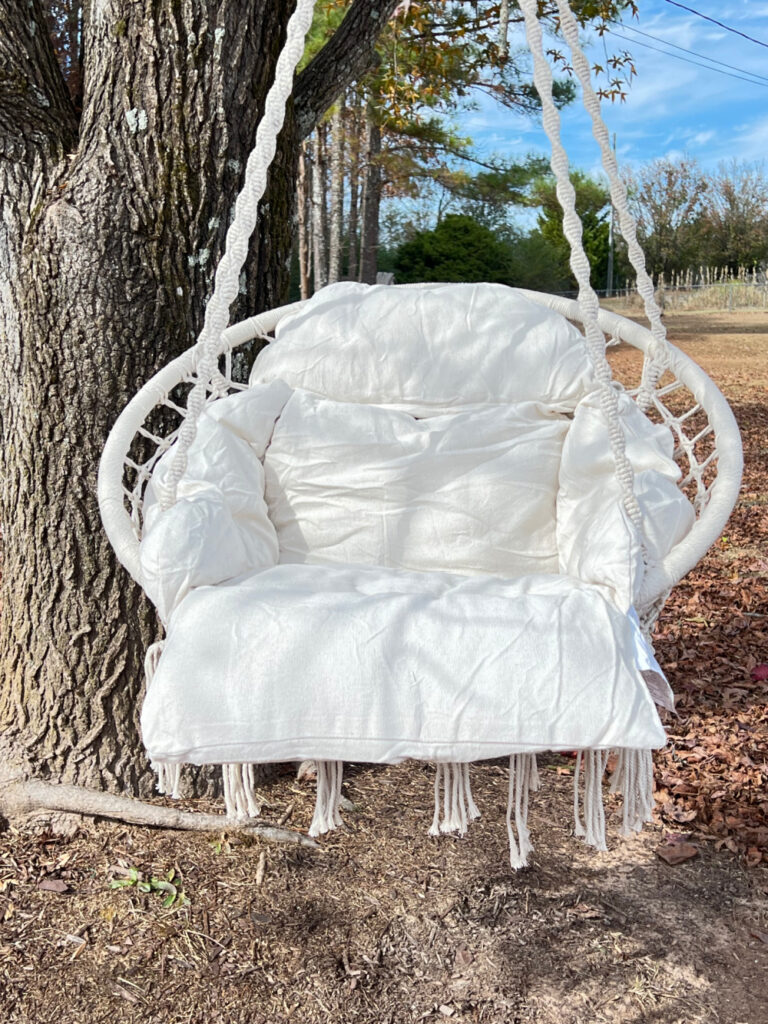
[
  {"left": 607, "top": 284, "right": 768, "bottom": 313},
  {"left": 1, "top": 309, "right": 767, "bottom": 1024}
]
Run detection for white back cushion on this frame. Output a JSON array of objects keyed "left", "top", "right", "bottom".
[
  {"left": 263, "top": 389, "right": 570, "bottom": 577},
  {"left": 251, "top": 282, "right": 594, "bottom": 414},
  {"left": 558, "top": 390, "right": 695, "bottom": 610}
]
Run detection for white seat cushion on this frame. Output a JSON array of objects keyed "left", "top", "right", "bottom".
[
  {"left": 250, "top": 282, "right": 594, "bottom": 414},
  {"left": 141, "top": 563, "right": 666, "bottom": 766},
  {"left": 263, "top": 390, "right": 571, "bottom": 577}
]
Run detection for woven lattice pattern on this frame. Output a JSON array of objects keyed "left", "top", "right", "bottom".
[
  {"left": 122, "top": 342, "right": 267, "bottom": 542},
  {"left": 643, "top": 377, "right": 718, "bottom": 514}
]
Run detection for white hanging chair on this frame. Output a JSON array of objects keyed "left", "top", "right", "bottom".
[{"left": 98, "top": 0, "right": 742, "bottom": 867}]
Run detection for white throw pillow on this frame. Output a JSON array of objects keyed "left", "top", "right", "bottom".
[
  {"left": 263, "top": 389, "right": 571, "bottom": 577},
  {"left": 557, "top": 389, "right": 695, "bottom": 609},
  {"left": 250, "top": 282, "right": 594, "bottom": 414},
  {"left": 140, "top": 381, "right": 292, "bottom": 622}
]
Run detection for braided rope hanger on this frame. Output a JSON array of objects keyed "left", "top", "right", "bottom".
[
  {"left": 161, "top": 0, "right": 318, "bottom": 510},
  {"left": 552, "top": 0, "right": 671, "bottom": 408},
  {"left": 518, "top": 0, "right": 643, "bottom": 528}
]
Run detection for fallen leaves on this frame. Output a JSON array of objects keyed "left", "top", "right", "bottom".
[{"left": 642, "top": 379, "right": 768, "bottom": 865}]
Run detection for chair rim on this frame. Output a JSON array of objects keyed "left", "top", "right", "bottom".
[{"left": 98, "top": 286, "right": 743, "bottom": 608}]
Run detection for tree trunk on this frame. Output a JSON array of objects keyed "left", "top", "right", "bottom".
[
  {"left": 328, "top": 103, "right": 345, "bottom": 285},
  {"left": 0, "top": 0, "right": 394, "bottom": 804},
  {"left": 297, "top": 141, "right": 311, "bottom": 300},
  {"left": 311, "top": 128, "right": 328, "bottom": 292},
  {"left": 347, "top": 97, "right": 361, "bottom": 280},
  {"left": 359, "top": 107, "right": 382, "bottom": 285}
]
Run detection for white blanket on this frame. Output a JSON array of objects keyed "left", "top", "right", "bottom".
[{"left": 141, "top": 564, "right": 666, "bottom": 765}]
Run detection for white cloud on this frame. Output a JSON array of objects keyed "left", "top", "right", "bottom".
[
  {"left": 690, "top": 130, "right": 715, "bottom": 146},
  {"left": 732, "top": 114, "right": 768, "bottom": 161}
]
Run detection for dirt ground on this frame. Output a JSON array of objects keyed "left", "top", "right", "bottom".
[{"left": 1, "top": 309, "right": 766, "bottom": 1024}]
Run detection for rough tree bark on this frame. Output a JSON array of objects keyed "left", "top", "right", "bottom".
[{"left": 0, "top": 0, "right": 400, "bottom": 825}]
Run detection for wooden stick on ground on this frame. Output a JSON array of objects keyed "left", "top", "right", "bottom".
[{"left": 0, "top": 779, "right": 318, "bottom": 849}]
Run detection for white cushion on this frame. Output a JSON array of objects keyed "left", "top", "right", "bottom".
[
  {"left": 250, "top": 282, "right": 594, "bottom": 414},
  {"left": 141, "top": 563, "right": 667, "bottom": 766},
  {"left": 263, "top": 390, "right": 570, "bottom": 577},
  {"left": 558, "top": 390, "right": 695, "bottom": 609},
  {"left": 140, "top": 381, "right": 291, "bottom": 622}
]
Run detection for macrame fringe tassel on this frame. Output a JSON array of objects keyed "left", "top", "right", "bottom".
[
  {"left": 309, "top": 760, "right": 344, "bottom": 837},
  {"left": 573, "top": 749, "right": 608, "bottom": 851},
  {"left": 429, "top": 762, "right": 481, "bottom": 837},
  {"left": 222, "top": 763, "right": 263, "bottom": 819},
  {"left": 151, "top": 760, "right": 182, "bottom": 799},
  {"left": 506, "top": 753, "right": 538, "bottom": 869},
  {"left": 144, "top": 642, "right": 183, "bottom": 799},
  {"left": 609, "top": 748, "right": 655, "bottom": 835}
]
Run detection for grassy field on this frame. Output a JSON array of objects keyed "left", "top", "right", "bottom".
[{"left": 1, "top": 309, "right": 766, "bottom": 1024}]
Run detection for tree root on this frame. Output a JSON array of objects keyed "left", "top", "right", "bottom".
[{"left": 0, "top": 778, "right": 318, "bottom": 849}]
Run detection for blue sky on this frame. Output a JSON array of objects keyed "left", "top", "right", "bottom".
[{"left": 461, "top": 0, "right": 768, "bottom": 174}]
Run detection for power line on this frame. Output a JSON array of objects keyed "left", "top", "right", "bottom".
[
  {"left": 608, "top": 28, "right": 768, "bottom": 89},
  {"left": 614, "top": 21, "right": 768, "bottom": 85},
  {"left": 662, "top": 1, "right": 768, "bottom": 51}
]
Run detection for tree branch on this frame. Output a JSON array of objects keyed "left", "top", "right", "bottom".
[
  {"left": 294, "top": 0, "right": 402, "bottom": 139},
  {"left": 0, "top": 779, "right": 318, "bottom": 848}
]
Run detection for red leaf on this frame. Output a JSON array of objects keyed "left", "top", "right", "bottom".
[{"left": 750, "top": 663, "right": 768, "bottom": 682}]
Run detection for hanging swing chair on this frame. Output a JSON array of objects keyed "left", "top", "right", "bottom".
[{"left": 98, "top": 0, "right": 742, "bottom": 867}]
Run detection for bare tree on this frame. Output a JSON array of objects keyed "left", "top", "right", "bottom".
[
  {"left": 624, "top": 157, "right": 709, "bottom": 280},
  {"left": 704, "top": 160, "right": 768, "bottom": 273},
  {"left": 358, "top": 105, "right": 382, "bottom": 284},
  {"left": 328, "top": 102, "right": 345, "bottom": 284},
  {"left": 311, "top": 126, "right": 329, "bottom": 291},
  {"left": 297, "top": 141, "right": 312, "bottom": 300}
]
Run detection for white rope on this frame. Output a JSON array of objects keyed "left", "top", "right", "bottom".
[
  {"left": 610, "top": 748, "right": 654, "bottom": 834},
  {"left": 428, "top": 763, "right": 480, "bottom": 836},
  {"left": 506, "top": 754, "right": 536, "bottom": 869},
  {"left": 519, "top": 0, "right": 642, "bottom": 529},
  {"left": 553, "top": 0, "right": 670, "bottom": 408},
  {"left": 222, "top": 763, "right": 263, "bottom": 819},
  {"left": 160, "top": 0, "right": 318, "bottom": 510},
  {"left": 309, "top": 760, "right": 344, "bottom": 837}
]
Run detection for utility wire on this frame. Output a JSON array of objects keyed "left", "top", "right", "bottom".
[
  {"left": 662, "top": 1, "right": 768, "bottom": 50},
  {"left": 608, "top": 28, "right": 768, "bottom": 89},
  {"left": 614, "top": 21, "right": 768, "bottom": 85}
]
